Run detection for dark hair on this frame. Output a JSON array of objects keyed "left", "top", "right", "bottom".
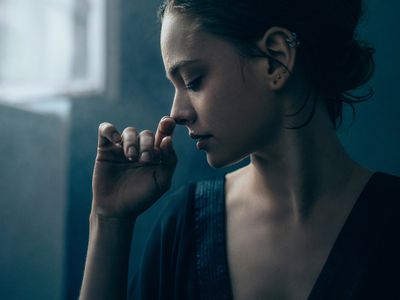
[{"left": 158, "top": 0, "right": 375, "bottom": 129}]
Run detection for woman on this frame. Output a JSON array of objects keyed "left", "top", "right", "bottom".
[{"left": 80, "top": 0, "right": 400, "bottom": 299}]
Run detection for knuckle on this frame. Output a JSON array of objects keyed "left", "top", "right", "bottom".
[
  {"left": 140, "top": 137, "right": 154, "bottom": 147},
  {"left": 139, "top": 131, "right": 155, "bottom": 144},
  {"left": 140, "top": 129, "right": 154, "bottom": 137},
  {"left": 122, "top": 126, "right": 137, "bottom": 134},
  {"left": 122, "top": 128, "right": 138, "bottom": 141},
  {"left": 140, "top": 139, "right": 155, "bottom": 151}
]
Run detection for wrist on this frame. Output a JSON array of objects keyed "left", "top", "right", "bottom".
[
  {"left": 90, "top": 211, "right": 137, "bottom": 224},
  {"left": 89, "top": 212, "right": 136, "bottom": 237}
]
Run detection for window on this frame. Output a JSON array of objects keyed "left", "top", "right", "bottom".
[{"left": 0, "top": 0, "right": 105, "bottom": 103}]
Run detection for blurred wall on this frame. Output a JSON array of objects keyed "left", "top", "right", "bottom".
[
  {"left": 338, "top": 0, "right": 400, "bottom": 173},
  {"left": 0, "top": 104, "right": 69, "bottom": 300}
]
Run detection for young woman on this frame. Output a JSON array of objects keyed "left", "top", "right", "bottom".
[{"left": 80, "top": 0, "right": 400, "bottom": 299}]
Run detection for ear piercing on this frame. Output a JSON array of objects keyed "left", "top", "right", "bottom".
[
  {"left": 271, "top": 32, "right": 298, "bottom": 85},
  {"left": 274, "top": 73, "right": 282, "bottom": 84},
  {"left": 286, "top": 32, "right": 300, "bottom": 48}
]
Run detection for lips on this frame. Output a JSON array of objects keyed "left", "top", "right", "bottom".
[
  {"left": 189, "top": 133, "right": 213, "bottom": 140},
  {"left": 189, "top": 132, "right": 213, "bottom": 150}
]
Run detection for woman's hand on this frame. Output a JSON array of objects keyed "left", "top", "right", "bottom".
[{"left": 91, "top": 116, "right": 177, "bottom": 218}]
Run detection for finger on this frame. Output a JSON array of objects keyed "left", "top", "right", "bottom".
[
  {"left": 121, "top": 127, "right": 139, "bottom": 161},
  {"left": 98, "top": 122, "right": 122, "bottom": 148},
  {"left": 159, "top": 136, "right": 177, "bottom": 168},
  {"left": 156, "top": 136, "right": 177, "bottom": 190},
  {"left": 138, "top": 130, "right": 156, "bottom": 163},
  {"left": 155, "top": 116, "right": 176, "bottom": 149}
]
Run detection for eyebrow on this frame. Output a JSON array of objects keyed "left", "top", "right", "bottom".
[{"left": 166, "top": 59, "right": 201, "bottom": 78}]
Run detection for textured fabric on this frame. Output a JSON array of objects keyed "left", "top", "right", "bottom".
[
  {"left": 194, "top": 177, "right": 233, "bottom": 300},
  {"left": 128, "top": 172, "right": 400, "bottom": 300}
]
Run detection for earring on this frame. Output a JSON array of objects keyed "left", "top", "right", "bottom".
[{"left": 286, "top": 32, "right": 300, "bottom": 48}]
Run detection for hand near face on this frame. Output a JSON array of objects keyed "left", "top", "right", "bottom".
[{"left": 91, "top": 116, "right": 177, "bottom": 219}]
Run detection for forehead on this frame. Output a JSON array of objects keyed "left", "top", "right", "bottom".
[
  {"left": 160, "top": 12, "right": 198, "bottom": 47},
  {"left": 160, "top": 13, "right": 201, "bottom": 71},
  {"left": 160, "top": 12, "right": 236, "bottom": 75}
]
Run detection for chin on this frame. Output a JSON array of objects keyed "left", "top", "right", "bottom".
[{"left": 206, "top": 151, "right": 249, "bottom": 169}]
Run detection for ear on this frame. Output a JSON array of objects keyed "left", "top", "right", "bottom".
[{"left": 257, "top": 27, "right": 298, "bottom": 91}]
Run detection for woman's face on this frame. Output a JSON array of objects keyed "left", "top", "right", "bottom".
[{"left": 161, "top": 12, "right": 285, "bottom": 168}]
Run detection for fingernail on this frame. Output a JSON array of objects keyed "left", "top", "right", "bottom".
[
  {"left": 128, "top": 146, "right": 137, "bottom": 159},
  {"left": 113, "top": 133, "right": 122, "bottom": 145},
  {"left": 140, "top": 151, "right": 152, "bottom": 162}
]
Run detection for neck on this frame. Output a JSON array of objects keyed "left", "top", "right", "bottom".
[{"left": 247, "top": 105, "right": 366, "bottom": 224}]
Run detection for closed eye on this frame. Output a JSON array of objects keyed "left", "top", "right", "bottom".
[{"left": 185, "top": 77, "right": 203, "bottom": 92}]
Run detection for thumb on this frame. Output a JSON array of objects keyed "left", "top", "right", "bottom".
[
  {"left": 160, "top": 136, "right": 177, "bottom": 169},
  {"left": 155, "top": 136, "right": 177, "bottom": 187}
]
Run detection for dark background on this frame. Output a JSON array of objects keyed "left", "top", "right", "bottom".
[{"left": 0, "top": 0, "right": 399, "bottom": 299}]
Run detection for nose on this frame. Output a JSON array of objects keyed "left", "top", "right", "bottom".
[{"left": 169, "top": 92, "right": 196, "bottom": 125}]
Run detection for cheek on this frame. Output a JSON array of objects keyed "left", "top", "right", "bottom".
[
  {"left": 202, "top": 77, "right": 252, "bottom": 121},
  {"left": 197, "top": 65, "right": 282, "bottom": 140},
  {"left": 215, "top": 92, "right": 282, "bottom": 154},
  {"left": 215, "top": 85, "right": 275, "bottom": 133},
  {"left": 198, "top": 70, "right": 283, "bottom": 167}
]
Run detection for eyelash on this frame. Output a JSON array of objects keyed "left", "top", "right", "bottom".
[{"left": 185, "top": 77, "right": 203, "bottom": 91}]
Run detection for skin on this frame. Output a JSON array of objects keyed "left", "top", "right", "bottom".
[
  {"left": 161, "top": 12, "right": 374, "bottom": 299},
  {"left": 162, "top": 15, "right": 283, "bottom": 169},
  {"left": 80, "top": 10, "right": 374, "bottom": 300},
  {"left": 80, "top": 117, "right": 177, "bottom": 300}
]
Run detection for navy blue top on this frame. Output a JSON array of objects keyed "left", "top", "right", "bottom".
[{"left": 128, "top": 172, "right": 400, "bottom": 299}]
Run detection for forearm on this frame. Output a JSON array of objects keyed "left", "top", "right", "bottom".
[{"left": 79, "top": 213, "right": 136, "bottom": 300}]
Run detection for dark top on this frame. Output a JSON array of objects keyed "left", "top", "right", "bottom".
[{"left": 128, "top": 171, "right": 400, "bottom": 300}]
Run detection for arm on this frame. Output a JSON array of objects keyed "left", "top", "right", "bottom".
[
  {"left": 79, "top": 214, "right": 135, "bottom": 300},
  {"left": 79, "top": 117, "right": 177, "bottom": 300}
]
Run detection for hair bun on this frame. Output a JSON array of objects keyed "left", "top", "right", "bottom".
[{"left": 336, "top": 39, "right": 375, "bottom": 93}]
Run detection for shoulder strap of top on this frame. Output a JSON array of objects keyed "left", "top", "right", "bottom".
[{"left": 194, "top": 177, "right": 233, "bottom": 300}]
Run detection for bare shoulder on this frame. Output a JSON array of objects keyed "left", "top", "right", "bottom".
[{"left": 224, "top": 164, "right": 252, "bottom": 203}]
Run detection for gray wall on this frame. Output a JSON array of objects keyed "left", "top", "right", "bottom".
[{"left": 0, "top": 103, "right": 69, "bottom": 300}]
